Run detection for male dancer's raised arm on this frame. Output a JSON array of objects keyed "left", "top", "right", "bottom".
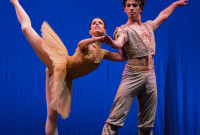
[{"left": 153, "top": 0, "right": 188, "bottom": 29}]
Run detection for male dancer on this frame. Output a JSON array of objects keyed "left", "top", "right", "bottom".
[{"left": 102, "top": 0, "right": 188, "bottom": 134}]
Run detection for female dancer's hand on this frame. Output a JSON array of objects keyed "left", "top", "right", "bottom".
[
  {"left": 103, "top": 35, "right": 114, "bottom": 47},
  {"left": 99, "top": 36, "right": 105, "bottom": 43},
  {"left": 93, "top": 36, "right": 105, "bottom": 43}
]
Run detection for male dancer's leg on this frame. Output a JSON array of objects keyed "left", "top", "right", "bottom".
[
  {"left": 102, "top": 69, "right": 146, "bottom": 135},
  {"left": 137, "top": 71, "right": 157, "bottom": 135}
]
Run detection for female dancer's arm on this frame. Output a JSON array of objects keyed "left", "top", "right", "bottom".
[
  {"left": 103, "top": 49, "right": 127, "bottom": 61},
  {"left": 78, "top": 36, "right": 103, "bottom": 51},
  {"left": 11, "top": 0, "right": 52, "bottom": 69}
]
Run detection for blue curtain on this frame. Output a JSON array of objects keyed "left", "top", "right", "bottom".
[{"left": 0, "top": 0, "right": 199, "bottom": 134}]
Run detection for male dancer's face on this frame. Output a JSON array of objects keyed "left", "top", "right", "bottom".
[{"left": 124, "top": 0, "right": 141, "bottom": 20}]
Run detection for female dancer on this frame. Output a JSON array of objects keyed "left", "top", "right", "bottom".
[{"left": 11, "top": 0, "right": 126, "bottom": 134}]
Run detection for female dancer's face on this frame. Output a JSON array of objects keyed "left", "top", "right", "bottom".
[{"left": 89, "top": 18, "right": 106, "bottom": 37}]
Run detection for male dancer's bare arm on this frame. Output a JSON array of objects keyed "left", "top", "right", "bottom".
[
  {"left": 153, "top": 0, "right": 188, "bottom": 29},
  {"left": 78, "top": 37, "right": 105, "bottom": 51}
]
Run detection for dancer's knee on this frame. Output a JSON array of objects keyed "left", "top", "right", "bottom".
[
  {"left": 21, "top": 24, "right": 31, "bottom": 34},
  {"left": 47, "top": 111, "right": 58, "bottom": 122}
]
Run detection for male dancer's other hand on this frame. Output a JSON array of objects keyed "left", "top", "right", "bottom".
[
  {"left": 176, "top": 0, "right": 189, "bottom": 7},
  {"left": 113, "top": 25, "right": 126, "bottom": 39},
  {"left": 113, "top": 27, "right": 119, "bottom": 39}
]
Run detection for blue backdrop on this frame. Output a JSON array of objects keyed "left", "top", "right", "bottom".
[{"left": 0, "top": 0, "right": 199, "bottom": 135}]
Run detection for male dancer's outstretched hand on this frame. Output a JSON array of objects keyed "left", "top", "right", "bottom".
[{"left": 176, "top": 0, "right": 189, "bottom": 7}]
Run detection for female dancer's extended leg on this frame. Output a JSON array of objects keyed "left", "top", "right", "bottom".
[
  {"left": 11, "top": 0, "right": 53, "bottom": 70},
  {"left": 11, "top": 0, "right": 58, "bottom": 134}
]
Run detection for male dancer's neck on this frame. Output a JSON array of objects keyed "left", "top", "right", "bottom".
[{"left": 126, "top": 15, "right": 142, "bottom": 26}]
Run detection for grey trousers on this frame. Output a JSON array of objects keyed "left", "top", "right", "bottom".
[{"left": 102, "top": 65, "right": 157, "bottom": 135}]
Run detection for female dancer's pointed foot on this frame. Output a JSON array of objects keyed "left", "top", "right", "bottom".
[{"left": 10, "top": 0, "right": 19, "bottom": 6}]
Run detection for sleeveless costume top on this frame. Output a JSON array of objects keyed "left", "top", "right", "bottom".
[
  {"left": 114, "top": 20, "right": 156, "bottom": 70},
  {"left": 114, "top": 20, "right": 156, "bottom": 58},
  {"left": 41, "top": 22, "right": 109, "bottom": 119}
]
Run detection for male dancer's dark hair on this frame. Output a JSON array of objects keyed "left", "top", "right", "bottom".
[{"left": 121, "top": 0, "right": 146, "bottom": 11}]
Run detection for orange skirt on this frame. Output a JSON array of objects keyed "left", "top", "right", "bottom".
[{"left": 41, "top": 22, "right": 72, "bottom": 119}]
